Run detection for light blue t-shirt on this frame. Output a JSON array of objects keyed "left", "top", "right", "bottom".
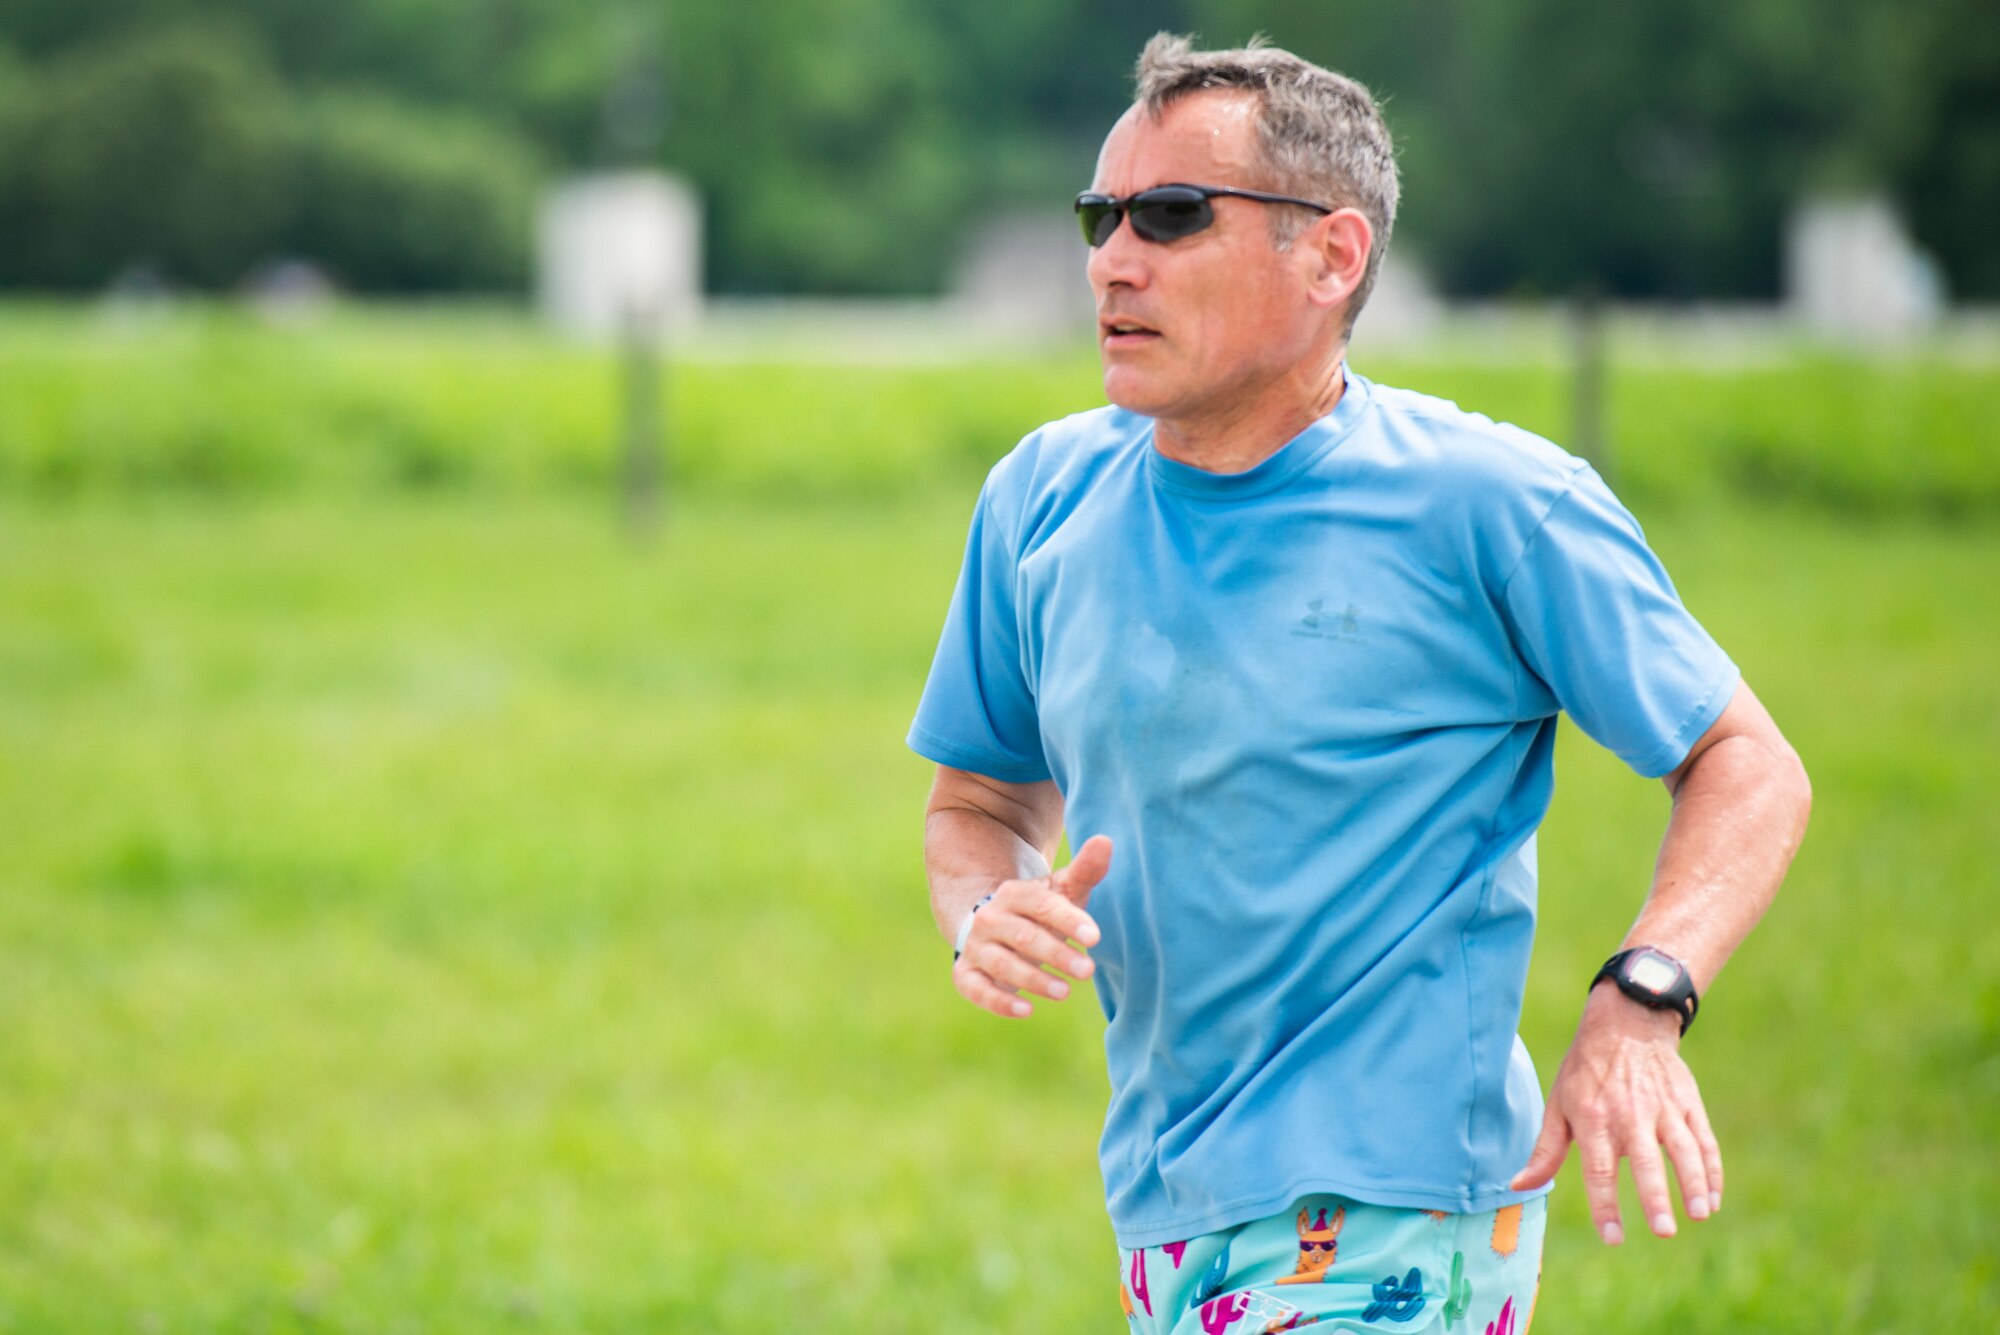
[{"left": 907, "top": 369, "right": 1739, "bottom": 1250}]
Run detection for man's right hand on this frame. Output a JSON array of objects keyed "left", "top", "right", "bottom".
[{"left": 953, "top": 835, "right": 1112, "bottom": 1018}]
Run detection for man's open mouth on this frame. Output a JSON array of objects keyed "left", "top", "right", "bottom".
[{"left": 1101, "top": 319, "right": 1161, "bottom": 341}]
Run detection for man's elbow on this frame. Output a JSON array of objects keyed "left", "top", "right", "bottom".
[
  {"left": 1768, "top": 731, "right": 1816, "bottom": 855},
  {"left": 1684, "top": 728, "right": 1812, "bottom": 847},
  {"left": 1786, "top": 745, "right": 1812, "bottom": 841}
]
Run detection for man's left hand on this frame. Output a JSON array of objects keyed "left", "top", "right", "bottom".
[{"left": 1509, "top": 984, "right": 1724, "bottom": 1245}]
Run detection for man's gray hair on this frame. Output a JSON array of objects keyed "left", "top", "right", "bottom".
[{"left": 1135, "top": 33, "right": 1399, "bottom": 337}]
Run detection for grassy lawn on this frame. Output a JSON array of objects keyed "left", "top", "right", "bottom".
[{"left": 1, "top": 487, "right": 1994, "bottom": 1333}]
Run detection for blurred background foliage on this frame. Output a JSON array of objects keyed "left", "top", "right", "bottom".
[
  {"left": 0, "top": 0, "right": 1995, "bottom": 298},
  {"left": 1, "top": 307, "right": 1997, "bottom": 519}
]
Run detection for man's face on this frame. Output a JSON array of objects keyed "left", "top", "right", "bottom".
[{"left": 1087, "top": 92, "right": 1324, "bottom": 424}]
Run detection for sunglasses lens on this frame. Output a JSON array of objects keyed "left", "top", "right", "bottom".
[
  {"left": 1074, "top": 188, "right": 1216, "bottom": 246},
  {"left": 1129, "top": 190, "right": 1212, "bottom": 242},
  {"left": 1076, "top": 198, "right": 1121, "bottom": 247}
]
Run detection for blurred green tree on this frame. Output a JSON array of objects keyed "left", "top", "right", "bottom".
[
  {"left": 1897, "top": 0, "right": 2000, "bottom": 297},
  {"left": 0, "top": 25, "right": 295, "bottom": 288},
  {"left": 0, "top": 0, "right": 1992, "bottom": 298},
  {"left": 287, "top": 90, "right": 539, "bottom": 291},
  {"left": 1195, "top": 0, "right": 1944, "bottom": 299},
  {"left": 0, "top": 20, "right": 542, "bottom": 292}
]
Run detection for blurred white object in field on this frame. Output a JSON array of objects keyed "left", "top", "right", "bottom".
[
  {"left": 1785, "top": 194, "right": 1945, "bottom": 341},
  {"left": 538, "top": 172, "right": 702, "bottom": 340},
  {"left": 1348, "top": 251, "right": 1444, "bottom": 349},
  {"left": 949, "top": 210, "right": 1095, "bottom": 338},
  {"left": 97, "top": 263, "right": 178, "bottom": 332},
  {"left": 244, "top": 258, "right": 337, "bottom": 325}
]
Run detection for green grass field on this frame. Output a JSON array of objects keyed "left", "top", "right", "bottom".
[{"left": 2, "top": 315, "right": 1997, "bottom": 1331}]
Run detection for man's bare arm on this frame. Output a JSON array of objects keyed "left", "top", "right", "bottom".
[
  {"left": 1633, "top": 678, "right": 1811, "bottom": 990},
  {"left": 924, "top": 765, "right": 1108, "bottom": 1019},
  {"left": 1512, "top": 679, "right": 1811, "bottom": 1242}
]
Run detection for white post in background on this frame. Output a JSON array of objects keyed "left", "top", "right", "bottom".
[
  {"left": 537, "top": 171, "right": 701, "bottom": 537},
  {"left": 538, "top": 172, "right": 701, "bottom": 341},
  {"left": 1785, "top": 194, "right": 1945, "bottom": 342}
]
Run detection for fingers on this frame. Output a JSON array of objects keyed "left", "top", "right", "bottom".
[
  {"left": 1639, "top": 1071, "right": 1724, "bottom": 1232},
  {"left": 1686, "top": 1093, "right": 1725, "bottom": 1214},
  {"left": 984, "top": 907, "right": 1096, "bottom": 982},
  {"left": 1573, "top": 1097, "right": 1710, "bottom": 1242},
  {"left": 1660, "top": 1110, "right": 1711, "bottom": 1223},
  {"left": 966, "top": 914, "right": 1086, "bottom": 1001},
  {"left": 953, "top": 865, "right": 1105, "bottom": 1019},
  {"left": 996, "top": 879, "right": 1104, "bottom": 963},
  {"left": 1577, "top": 1126, "right": 1625, "bottom": 1246},
  {"left": 1010, "top": 869, "right": 1100, "bottom": 950},
  {"left": 1052, "top": 835, "right": 1113, "bottom": 914},
  {"left": 1509, "top": 1109, "right": 1572, "bottom": 1192},
  {"left": 1561, "top": 1077, "right": 1724, "bottom": 1244},
  {"left": 953, "top": 962, "right": 1033, "bottom": 1019},
  {"left": 1543, "top": 996, "right": 1735, "bottom": 1244},
  {"left": 951, "top": 837, "right": 1110, "bottom": 1021},
  {"left": 1624, "top": 1125, "right": 1678, "bottom": 1240}
]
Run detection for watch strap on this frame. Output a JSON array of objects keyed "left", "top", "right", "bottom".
[{"left": 952, "top": 892, "right": 997, "bottom": 962}]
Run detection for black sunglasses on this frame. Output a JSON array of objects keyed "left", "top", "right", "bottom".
[{"left": 1074, "top": 183, "right": 1334, "bottom": 247}]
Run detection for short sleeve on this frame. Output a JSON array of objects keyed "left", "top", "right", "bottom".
[
  {"left": 1499, "top": 467, "right": 1739, "bottom": 778},
  {"left": 906, "top": 484, "right": 1052, "bottom": 783}
]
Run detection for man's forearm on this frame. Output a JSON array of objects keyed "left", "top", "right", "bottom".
[
  {"left": 1513, "top": 686, "right": 1811, "bottom": 1234},
  {"left": 1628, "top": 726, "right": 1812, "bottom": 995},
  {"left": 922, "top": 767, "right": 1066, "bottom": 947},
  {"left": 924, "top": 806, "right": 1057, "bottom": 945},
  {"left": 922, "top": 768, "right": 1105, "bottom": 1020}
]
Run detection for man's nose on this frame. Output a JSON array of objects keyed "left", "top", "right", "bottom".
[{"left": 1086, "top": 212, "right": 1150, "bottom": 294}]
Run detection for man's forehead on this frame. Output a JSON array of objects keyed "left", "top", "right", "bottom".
[{"left": 1092, "top": 90, "right": 1263, "bottom": 192}]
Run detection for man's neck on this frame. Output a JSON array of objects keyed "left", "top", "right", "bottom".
[{"left": 1152, "top": 352, "right": 1348, "bottom": 475}]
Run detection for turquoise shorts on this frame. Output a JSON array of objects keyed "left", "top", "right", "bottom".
[{"left": 1116, "top": 1193, "right": 1546, "bottom": 1334}]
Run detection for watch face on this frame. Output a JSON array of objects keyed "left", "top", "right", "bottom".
[{"left": 1628, "top": 953, "right": 1679, "bottom": 994}]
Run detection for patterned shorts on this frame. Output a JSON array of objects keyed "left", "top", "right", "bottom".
[{"left": 1116, "top": 1192, "right": 1545, "bottom": 1335}]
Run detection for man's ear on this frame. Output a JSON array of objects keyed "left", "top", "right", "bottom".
[{"left": 1302, "top": 207, "right": 1372, "bottom": 315}]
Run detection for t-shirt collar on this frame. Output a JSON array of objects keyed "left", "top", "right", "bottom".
[{"left": 1147, "top": 366, "right": 1374, "bottom": 500}]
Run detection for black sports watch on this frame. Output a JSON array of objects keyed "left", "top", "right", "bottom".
[{"left": 1591, "top": 947, "right": 1699, "bottom": 1036}]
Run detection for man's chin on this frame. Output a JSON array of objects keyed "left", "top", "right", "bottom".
[{"left": 1101, "top": 368, "right": 1180, "bottom": 420}]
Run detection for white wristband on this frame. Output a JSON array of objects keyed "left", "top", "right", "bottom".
[{"left": 952, "top": 892, "right": 997, "bottom": 961}]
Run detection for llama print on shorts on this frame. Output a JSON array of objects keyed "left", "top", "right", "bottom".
[{"left": 1273, "top": 1205, "right": 1346, "bottom": 1285}]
